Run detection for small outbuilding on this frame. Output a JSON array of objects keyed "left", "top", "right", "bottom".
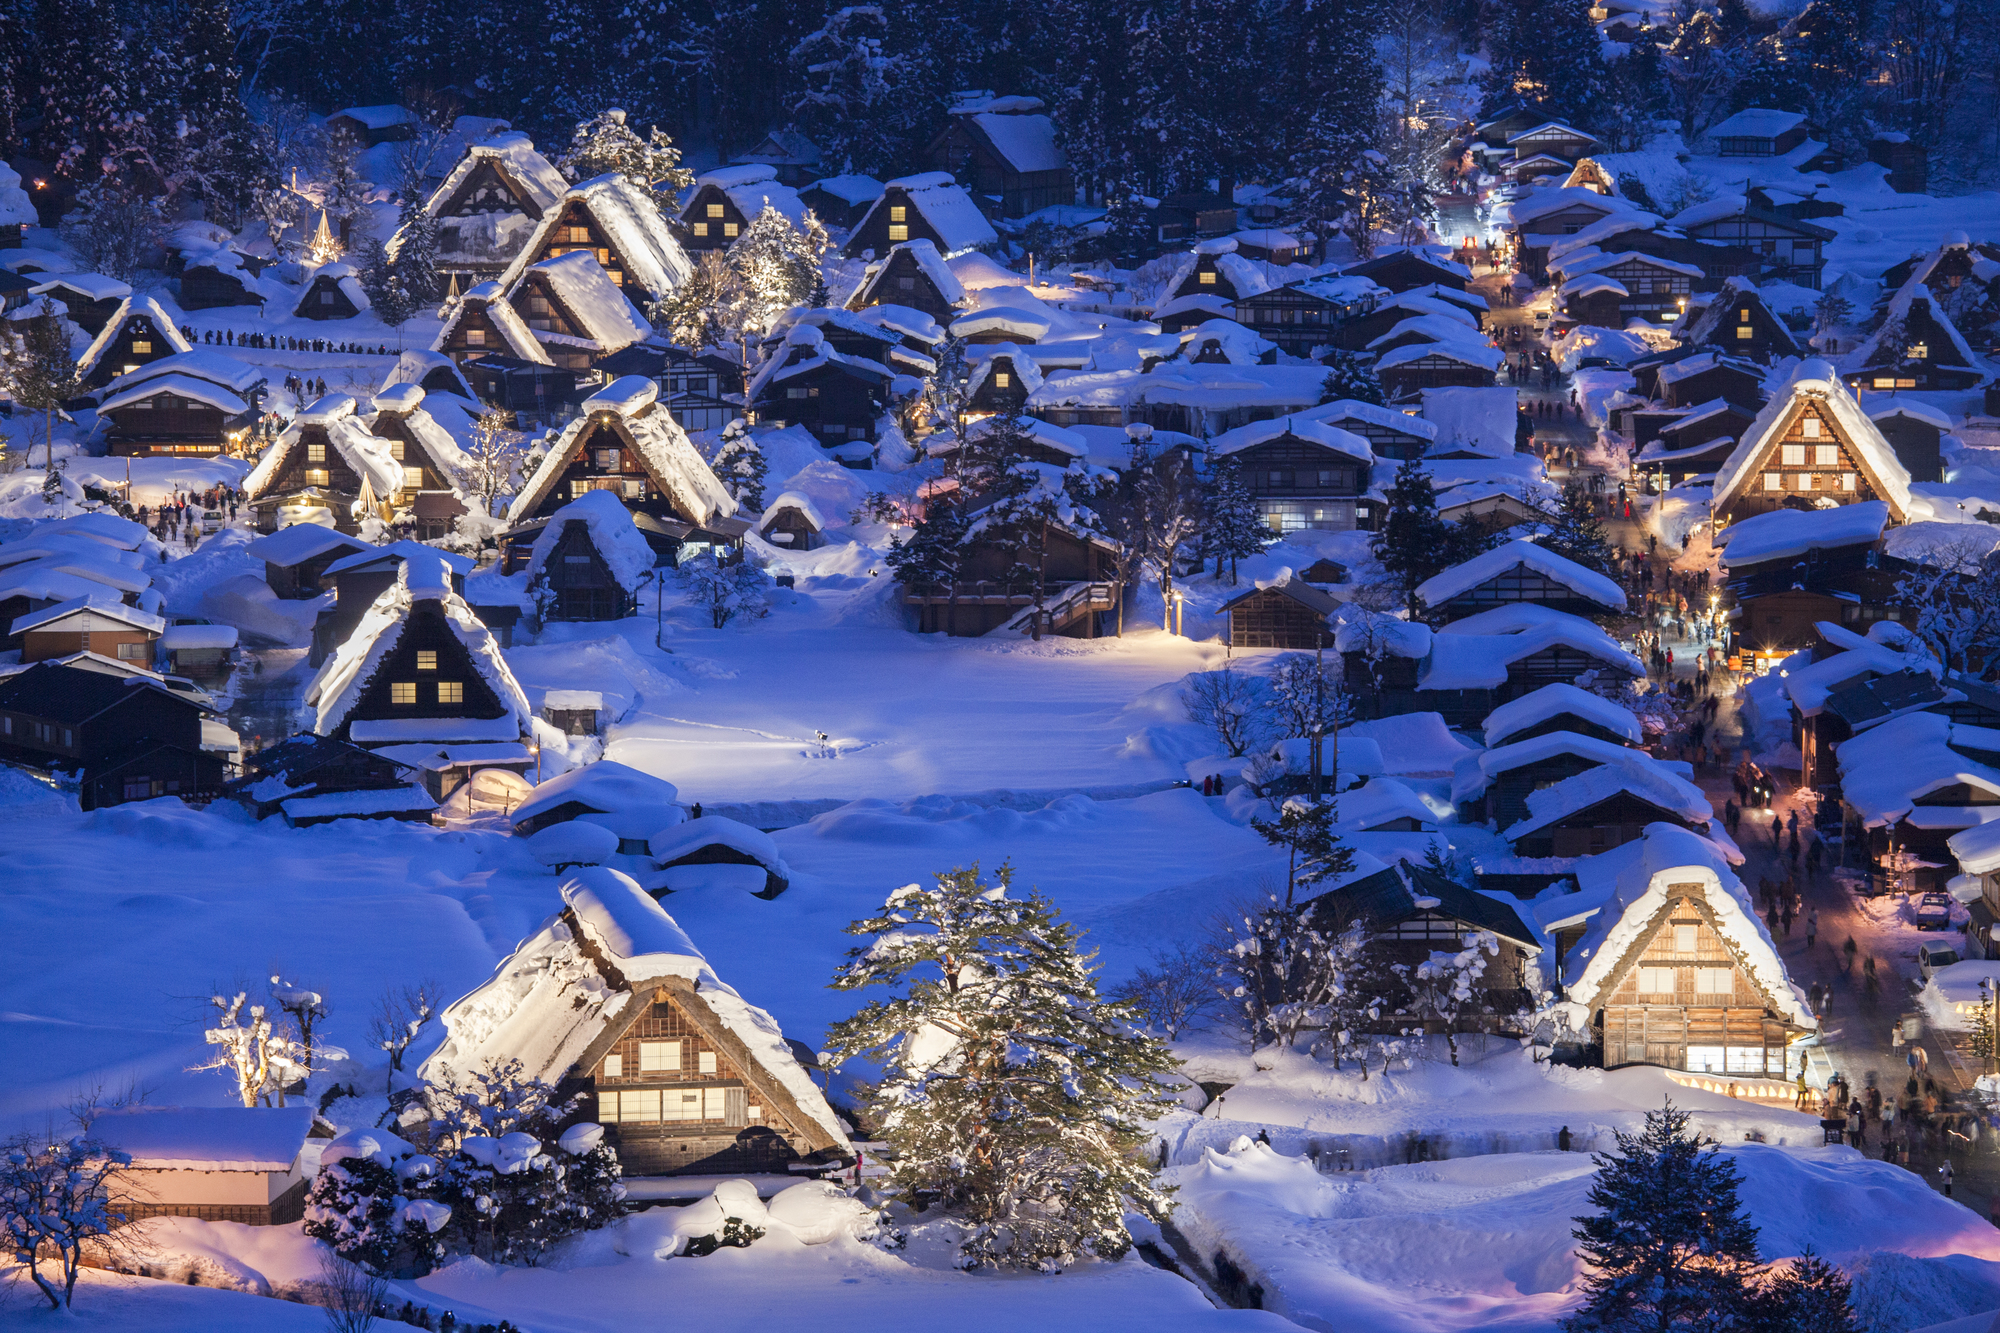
[
  {"left": 1221, "top": 578, "right": 1338, "bottom": 650},
  {"left": 649, "top": 816, "right": 793, "bottom": 898},
  {"left": 293, "top": 263, "right": 369, "bottom": 320},
  {"left": 93, "top": 1105, "right": 317, "bottom": 1225}
]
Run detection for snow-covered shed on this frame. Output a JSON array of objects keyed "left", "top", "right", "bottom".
[
  {"left": 506, "top": 248, "right": 653, "bottom": 368},
  {"left": 524, "top": 489, "right": 656, "bottom": 621},
  {"left": 1502, "top": 761, "right": 1723, "bottom": 859},
  {"left": 1847, "top": 283, "right": 1990, "bottom": 392},
  {"left": 93, "top": 1105, "right": 316, "bottom": 1225},
  {"left": 293, "top": 262, "right": 369, "bottom": 320},
  {"left": 507, "top": 376, "right": 741, "bottom": 534},
  {"left": 244, "top": 525, "right": 376, "bottom": 600},
  {"left": 1483, "top": 681, "right": 1643, "bottom": 750},
  {"left": 842, "top": 171, "right": 998, "bottom": 260},
  {"left": 1415, "top": 538, "right": 1627, "bottom": 623},
  {"left": 423, "top": 868, "right": 848, "bottom": 1176},
  {"left": 1454, "top": 727, "right": 1705, "bottom": 829},
  {"left": 1709, "top": 359, "right": 1911, "bottom": 525},
  {"left": 921, "top": 93, "right": 1072, "bottom": 218},
  {"left": 756, "top": 491, "right": 832, "bottom": 550},
  {"left": 845, "top": 238, "right": 967, "bottom": 326},
  {"left": 1837, "top": 710, "right": 2000, "bottom": 891},
  {"left": 226, "top": 731, "right": 433, "bottom": 825},
  {"left": 77, "top": 295, "right": 194, "bottom": 389},
  {"left": 746, "top": 323, "right": 895, "bottom": 454},
  {"left": 510, "top": 759, "right": 683, "bottom": 844},
  {"left": 1220, "top": 578, "right": 1340, "bottom": 650},
  {"left": 498, "top": 172, "right": 695, "bottom": 304},
  {"left": 304, "top": 552, "right": 532, "bottom": 748},
  {"left": 25, "top": 271, "right": 129, "bottom": 334},
  {"left": 244, "top": 395, "right": 404, "bottom": 535},
  {"left": 1157, "top": 239, "right": 1273, "bottom": 307},
  {"left": 649, "top": 816, "right": 793, "bottom": 898},
  {"left": 380, "top": 349, "right": 481, "bottom": 405},
  {"left": 417, "top": 130, "right": 569, "bottom": 278},
  {"left": 678, "top": 164, "right": 807, "bottom": 251},
  {"left": 1868, "top": 399, "right": 1952, "bottom": 487},
  {"left": 1556, "top": 824, "right": 1814, "bottom": 1076}
]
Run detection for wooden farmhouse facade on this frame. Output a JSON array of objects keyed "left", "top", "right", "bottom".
[
  {"left": 844, "top": 240, "right": 966, "bottom": 326},
  {"left": 1850, "top": 291, "right": 1987, "bottom": 391},
  {"left": 423, "top": 870, "right": 850, "bottom": 1178},
  {"left": 99, "top": 374, "right": 254, "bottom": 457},
  {"left": 78, "top": 296, "right": 193, "bottom": 388},
  {"left": 0, "top": 660, "right": 222, "bottom": 810},
  {"left": 903, "top": 507, "right": 1120, "bottom": 637},
  {"left": 1212, "top": 417, "right": 1374, "bottom": 534},
  {"left": 919, "top": 96, "right": 1073, "bottom": 218},
  {"left": 294, "top": 264, "right": 366, "bottom": 320},
  {"left": 1711, "top": 365, "right": 1911, "bottom": 526},
  {"left": 243, "top": 398, "right": 401, "bottom": 535},
  {"left": 1415, "top": 539, "right": 1626, "bottom": 623},
  {"left": 1221, "top": 579, "right": 1337, "bottom": 650},
  {"left": 423, "top": 135, "right": 568, "bottom": 279},
  {"left": 1675, "top": 203, "right": 1833, "bottom": 289},
  {"left": 27, "top": 274, "right": 129, "bottom": 334},
  {"left": 841, "top": 174, "right": 998, "bottom": 260}
]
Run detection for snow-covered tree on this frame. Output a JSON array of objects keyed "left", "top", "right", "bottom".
[
  {"left": 1319, "top": 350, "right": 1386, "bottom": 406},
  {"left": 1182, "top": 667, "right": 1269, "bottom": 757},
  {"left": 304, "top": 1129, "right": 447, "bottom": 1274},
  {"left": 390, "top": 189, "right": 442, "bottom": 307},
  {"left": 1894, "top": 532, "right": 2000, "bottom": 676},
  {"left": 318, "top": 129, "right": 373, "bottom": 245},
  {"left": 1481, "top": 0, "right": 1609, "bottom": 122},
  {"left": 1250, "top": 795, "right": 1356, "bottom": 906},
  {"left": 0, "top": 6, "right": 24, "bottom": 157},
  {"left": 679, "top": 551, "right": 770, "bottom": 628},
  {"left": 0, "top": 301, "right": 84, "bottom": 473},
  {"left": 1564, "top": 1100, "right": 1761, "bottom": 1333},
  {"left": 1268, "top": 652, "right": 1354, "bottom": 745},
  {"left": 191, "top": 991, "right": 312, "bottom": 1108},
  {"left": 1219, "top": 894, "right": 1379, "bottom": 1055},
  {"left": 269, "top": 974, "right": 330, "bottom": 1075},
  {"left": 710, "top": 420, "right": 769, "bottom": 510},
  {"left": 1538, "top": 481, "right": 1615, "bottom": 574},
  {"left": 461, "top": 408, "right": 523, "bottom": 519},
  {"left": 1372, "top": 457, "right": 1451, "bottom": 615},
  {"left": 1399, "top": 931, "right": 1498, "bottom": 1065},
  {"left": 824, "top": 865, "right": 1181, "bottom": 1271},
  {"left": 885, "top": 498, "right": 970, "bottom": 631},
  {"left": 58, "top": 176, "right": 166, "bottom": 281},
  {"left": 0, "top": 1133, "right": 130, "bottom": 1309},
  {"left": 557, "top": 108, "right": 694, "bottom": 195},
  {"left": 729, "top": 205, "right": 829, "bottom": 327},
  {"left": 651, "top": 251, "right": 753, "bottom": 352},
  {"left": 175, "top": 0, "right": 266, "bottom": 226},
  {"left": 790, "top": 6, "right": 900, "bottom": 174},
  {"left": 1751, "top": 1248, "right": 1862, "bottom": 1333},
  {"left": 1133, "top": 452, "right": 1202, "bottom": 611},
  {"left": 1201, "top": 453, "right": 1269, "bottom": 583}
]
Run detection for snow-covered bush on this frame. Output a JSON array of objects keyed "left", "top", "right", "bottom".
[
  {"left": 1181, "top": 668, "right": 1268, "bottom": 757},
  {"left": 303, "top": 1128, "right": 447, "bottom": 1274},
  {"left": 647, "top": 1178, "right": 876, "bottom": 1258},
  {"left": 0, "top": 1133, "right": 130, "bottom": 1309},
  {"left": 710, "top": 421, "right": 768, "bottom": 511},
  {"left": 434, "top": 1123, "right": 625, "bottom": 1264},
  {"left": 678, "top": 552, "right": 770, "bottom": 628}
]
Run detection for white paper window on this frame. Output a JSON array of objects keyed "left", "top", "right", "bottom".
[
  {"left": 703, "top": 1087, "right": 727, "bottom": 1119},
  {"left": 1781, "top": 444, "right": 1805, "bottom": 465},
  {"left": 1736, "top": 326, "right": 1753, "bottom": 339},
  {"left": 1802, "top": 417, "right": 1821, "bottom": 438},
  {"left": 1696, "top": 968, "right": 1733, "bottom": 993},
  {"left": 692, "top": 222, "right": 708, "bottom": 237},
  {"left": 887, "top": 224, "right": 909, "bottom": 242},
  {"left": 1797, "top": 473, "right": 1816, "bottom": 491},
  {"left": 663, "top": 1089, "right": 703, "bottom": 1121},
  {"left": 602, "top": 1054, "right": 623, "bottom": 1077},
  {"left": 466, "top": 328, "right": 485, "bottom": 345},
  {"left": 416, "top": 650, "right": 437, "bottom": 671},
  {"left": 1199, "top": 270, "right": 1217, "bottom": 284},
  {"left": 598, "top": 1091, "right": 619, "bottom": 1122},
  {"left": 1673, "top": 924, "right": 1698, "bottom": 953},
  {"left": 639, "top": 1041, "right": 681, "bottom": 1072},
  {"left": 1842, "top": 472, "right": 1856, "bottom": 491},
  {"left": 621, "top": 1089, "right": 660, "bottom": 1121},
  {"left": 698, "top": 1050, "right": 717, "bottom": 1074},
  {"left": 1726, "top": 1047, "right": 1766, "bottom": 1073},
  {"left": 1764, "top": 472, "right": 1782, "bottom": 491},
  {"left": 706, "top": 203, "right": 724, "bottom": 218},
  {"left": 1637, "top": 966, "right": 1675, "bottom": 993},
  {"left": 747, "top": 1104, "right": 762, "bottom": 1120},
  {"left": 994, "top": 372, "right": 1010, "bottom": 387},
  {"left": 1686, "top": 1046, "right": 1726, "bottom": 1073},
  {"left": 1814, "top": 445, "right": 1838, "bottom": 466}
]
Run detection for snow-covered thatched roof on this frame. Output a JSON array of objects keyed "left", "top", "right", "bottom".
[
  {"left": 435, "top": 280, "right": 551, "bottom": 364},
  {"left": 77, "top": 295, "right": 192, "bottom": 376},
  {"left": 1847, "top": 282, "right": 1985, "bottom": 376},
  {"left": 244, "top": 394, "right": 404, "bottom": 502},
  {"left": 98, "top": 373, "right": 249, "bottom": 417},
  {"left": 856, "top": 173, "right": 997, "bottom": 255},
  {"left": 381, "top": 349, "right": 480, "bottom": 401},
  {"left": 97, "top": 349, "right": 267, "bottom": 400},
  {"left": 1156, "top": 242, "right": 1272, "bottom": 305},
  {"left": 687, "top": 163, "right": 808, "bottom": 228},
  {"left": 1559, "top": 825, "right": 1814, "bottom": 1028},
  {"left": 1715, "top": 501, "right": 1890, "bottom": 567},
  {"left": 517, "top": 249, "right": 652, "bottom": 353},
  {"left": 1777, "top": 620, "right": 1940, "bottom": 718},
  {"left": 525, "top": 489, "right": 657, "bottom": 596},
  {"left": 1415, "top": 537, "right": 1627, "bottom": 611},
  {"left": 499, "top": 172, "right": 694, "bottom": 300},
  {"left": 293, "top": 261, "right": 369, "bottom": 316},
  {"left": 1710, "top": 359, "right": 1913, "bottom": 521},
  {"left": 511, "top": 760, "right": 680, "bottom": 829},
  {"left": 509, "top": 377, "right": 735, "bottom": 525},
  {"left": 1210, "top": 414, "right": 1374, "bottom": 463},
  {"left": 965, "top": 343, "right": 1044, "bottom": 398},
  {"left": 243, "top": 525, "right": 374, "bottom": 567},
  {"left": 1837, "top": 711, "right": 2000, "bottom": 828},
  {"left": 853, "top": 238, "right": 966, "bottom": 307},
  {"left": 0, "top": 161, "right": 34, "bottom": 228},
  {"left": 1484, "top": 682, "right": 1643, "bottom": 748},
  {"left": 422, "top": 868, "right": 847, "bottom": 1151},
  {"left": 303, "top": 554, "right": 531, "bottom": 738},
  {"left": 746, "top": 323, "right": 894, "bottom": 407},
  {"left": 428, "top": 131, "right": 567, "bottom": 218}
]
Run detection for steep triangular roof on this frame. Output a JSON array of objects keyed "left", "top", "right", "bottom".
[
  {"left": 1414, "top": 537, "right": 1627, "bottom": 612},
  {"left": 244, "top": 395, "right": 404, "bottom": 502},
  {"left": 367, "top": 385, "right": 473, "bottom": 491},
  {"left": 422, "top": 867, "right": 848, "bottom": 1154},
  {"left": 1847, "top": 283, "right": 1985, "bottom": 378},
  {"left": 511, "top": 249, "right": 652, "bottom": 354},
  {"left": 434, "top": 281, "right": 551, "bottom": 364},
  {"left": 497, "top": 172, "right": 694, "bottom": 301},
  {"left": 1674, "top": 276, "right": 1801, "bottom": 358},
  {"left": 77, "top": 295, "right": 193, "bottom": 377},
  {"left": 1709, "top": 359, "right": 1913, "bottom": 522},
  {"left": 506, "top": 377, "right": 736, "bottom": 525}
]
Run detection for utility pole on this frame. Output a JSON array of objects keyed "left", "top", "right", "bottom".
[{"left": 1309, "top": 643, "right": 1325, "bottom": 804}]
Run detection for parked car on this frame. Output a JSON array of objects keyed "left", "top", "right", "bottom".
[
  {"left": 1919, "top": 942, "right": 1961, "bottom": 982},
  {"left": 1914, "top": 892, "right": 1953, "bottom": 930}
]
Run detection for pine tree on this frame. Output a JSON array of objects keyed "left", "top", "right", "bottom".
[
  {"left": 1749, "top": 1248, "right": 1861, "bottom": 1333},
  {"left": 1099, "top": 181, "right": 1154, "bottom": 259},
  {"left": 1250, "top": 797, "right": 1356, "bottom": 906},
  {"left": 711, "top": 420, "right": 769, "bottom": 510},
  {"left": 35, "top": 0, "right": 109, "bottom": 174},
  {"left": 1539, "top": 481, "right": 1615, "bottom": 573},
  {"left": 556, "top": 108, "right": 693, "bottom": 195},
  {"left": 824, "top": 865, "right": 1181, "bottom": 1271},
  {"left": 0, "top": 4, "right": 25, "bottom": 158},
  {"left": 1564, "top": 1100, "right": 1761, "bottom": 1333},
  {"left": 1481, "top": 0, "right": 1609, "bottom": 123},
  {"left": 318, "top": 131, "right": 373, "bottom": 249},
  {"left": 176, "top": 0, "right": 264, "bottom": 226},
  {"left": 1319, "top": 351, "right": 1386, "bottom": 406},
  {"left": 1, "top": 299, "right": 85, "bottom": 472},
  {"left": 1202, "top": 453, "right": 1270, "bottom": 584},
  {"left": 885, "top": 498, "right": 970, "bottom": 632},
  {"left": 789, "top": 6, "right": 899, "bottom": 175},
  {"left": 1371, "top": 457, "right": 1451, "bottom": 615},
  {"left": 392, "top": 191, "right": 442, "bottom": 305}
]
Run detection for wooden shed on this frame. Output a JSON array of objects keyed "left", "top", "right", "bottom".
[
  {"left": 1221, "top": 579, "right": 1338, "bottom": 650},
  {"left": 94, "top": 1106, "right": 316, "bottom": 1226},
  {"left": 293, "top": 263, "right": 368, "bottom": 320}
]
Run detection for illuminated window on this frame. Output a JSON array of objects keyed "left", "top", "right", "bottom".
[
  {"left": 639, "top": 1041, "right": 681, "bottom": 1072},
  {"left": 416, "top": 650, "right": 437, "bottom": 670},
  {"left": 1781, "top": 444, "right": 1804, "bottom": 465},
  {"left": 437, "top": 681, "right": 463, "bottom": 704},
  {"left": 391, "top": 682, "right": 417, "bottom": 704},
  {"left": 1907, "top": 342, "right": 1928, "bottom": 359},
  {"left": 1199, "top": 270, "right": 1217, "bottom": 285},
  {"left": 1842, "top": 472, "right": 1856, "bottom": 491},
  {"left": 387, "top": 440, "right": 404, "bottom": 460},
  {"left": 602, "top": 1054, "right": 623, "bottom": 1077},
  {"left": 692, "top": 222, "right": 707, "bottom": 237},
  {"left": 1797, "top": 473, "right": 1815, "bottom": 491},
  {"left": 306, "top": 443, "right": 326, "bottom": 462},
  {"left": 566, "top": 225, "right": 591, "bottom": 243},
  {"left": 1736, "top": 326, "right": 1753, "bottom": 339},
  {"left": 698, "top": 1050, "right": 718, "bottom": 1074},
  {"left": 465, "top": 328, "right": 485, "bottom": 345},
  {"left": 1873, "top": 377, "right": 1896, "bottom": 388},
  {"left": 1814, "top": 445, "right": 1838, "bottom": 466},
  {"left": 887, "top": 225, "right": 908, "bottom": 241},
  {"left": 889, "top": 205, "right": 906, "bottom": 222},
  {"left": 1802, "top": 417, "right": 1820, "bottom": 438},
  {"left": 306, "top": 468, "right": 328, "bottom": 486},
  {"left": 706, "top": 203, "right": 724, "bottom": 218},
  {"left": 1739, "top": 309, "right": 1750, "bottom": 320},
  {"left": 724, "top": 223, "right": 739, "bottom": 238},
  {"left": 132, "top": 340, "right": 153, "bottom": 353},
  {"left": 994, "top": 371, "right": 1010, "bottom": 387}
]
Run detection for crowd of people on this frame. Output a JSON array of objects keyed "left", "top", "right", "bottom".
[
  {"left": 137, "top": 484, "right": 242, "bottom": 542},
  {"left": 181, "top": 324, "right": 393, "bottom": 357}
]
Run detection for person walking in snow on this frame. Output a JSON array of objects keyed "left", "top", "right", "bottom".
[
  {"left": 1843, "top": 936, "right": 1858, "bottom": 973},
  {"left": 1782, "top": 900, "right": 1795, "bottom": 936},
  {"left": 1806, "top": 908, "right": 1818, "bottom": 947},
  {"left": 1773, "top": 813, "right": 1784, "bottom": 847},
  {"left": 1940, "top": 1160, "right": 1955, "bottom": 1197}
]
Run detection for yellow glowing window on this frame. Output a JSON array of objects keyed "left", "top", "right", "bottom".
[
  {"left": 416, "top": 651, "right": 437, "bottom": 670},
  {"left": 724, "top": 223, "right": 739, "bottom": 238},
  {"left": 994, "top": 371, "right": 1011, "bottom": 387},
  {"left": 306, "top": 443, "right": 325, "bottom": 462},
  {"left": 887, "top": 225, "right": 908, "bottom": 241},
  {"left": 437, "top": 681, "right": 463, "bottom": 704},
  {"left": 692, "top": 222, "right": 707, "bottom": 237},
  {"left": 889, "top": 206, "right": 906, "bottom": 222},
  {"left": 1199, "top": 271, "right": 1217, "bottom": 285},
  {"left": 391, "top": 682, "right": 416, "bottom": 704},
  {"left": 706, "top": 203, "right": 724, "bottom": 218}
]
